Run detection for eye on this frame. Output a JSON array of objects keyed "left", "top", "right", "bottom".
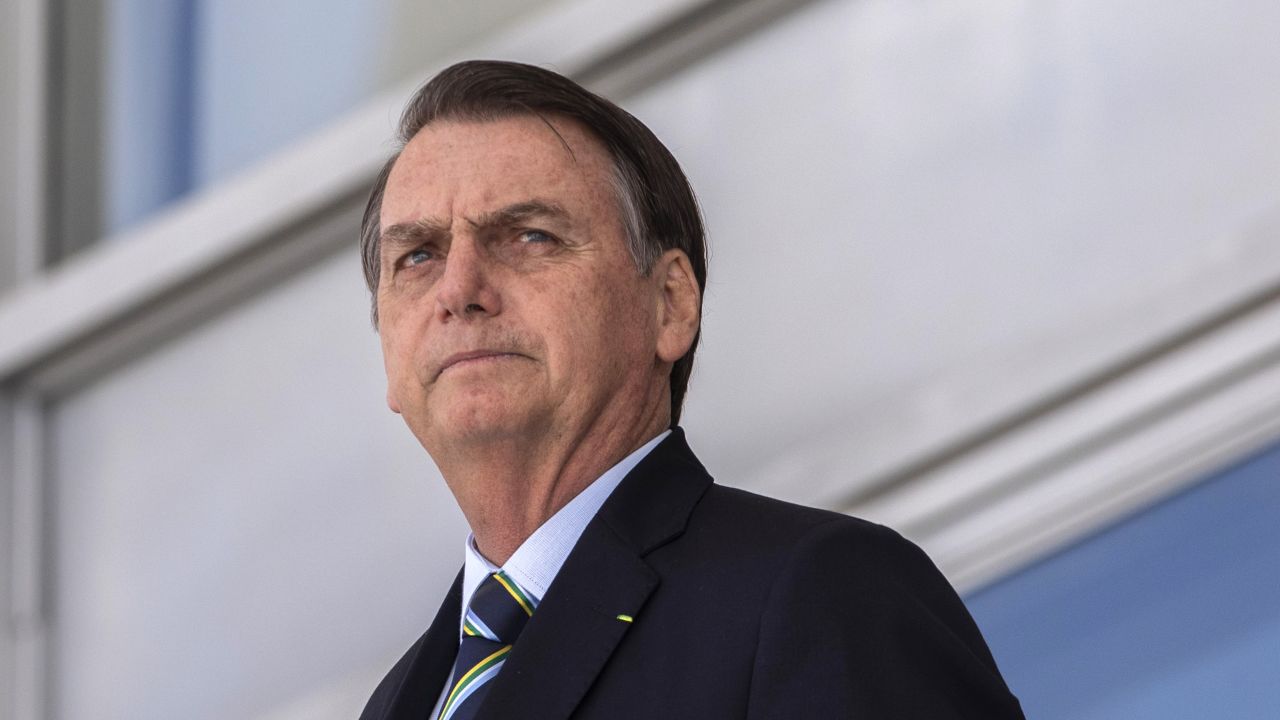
[
  {"left": 401, "top": 248, "right": 433, "bottom": 267},
  {"left": 518, "top": 229, "right": 555, "bottom": 244}
]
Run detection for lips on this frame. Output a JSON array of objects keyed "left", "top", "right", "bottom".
[{"left": 436, "top": 350, "right": 524, "bottom": 377}]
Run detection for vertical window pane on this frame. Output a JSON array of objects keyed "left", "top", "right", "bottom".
[{"left": 104, "top": 0, "right": 197, "bottom": 232}]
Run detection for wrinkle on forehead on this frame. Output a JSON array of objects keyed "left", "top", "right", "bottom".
[
  {"left": 380, "top": 115, "right": 617, "bottom": 239},
  {"left": 381, "top": 199, "right": 574, "bottom": 253}
]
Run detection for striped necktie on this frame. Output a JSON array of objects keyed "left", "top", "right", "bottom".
[{"left": 437, "top": 571, "right": 538, "bottom": 720}]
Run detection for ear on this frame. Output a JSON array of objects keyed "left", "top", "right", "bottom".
[{"left": 654, "top": 248, "right": 701, "bottom": 364}]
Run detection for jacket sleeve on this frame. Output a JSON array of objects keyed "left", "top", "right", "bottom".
[{"left": 745, "top": 517, "right": 1026, "bottom": 719}]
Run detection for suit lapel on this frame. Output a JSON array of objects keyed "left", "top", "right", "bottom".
[
  {"left": 478, "top": 524, "right": 657, "bottom": 720},
  {"left": 476, "top": 429, "right": 713, "bottom": 720},
  {"left": 381, "top": 569, "right": 465, "bottom": 720}
]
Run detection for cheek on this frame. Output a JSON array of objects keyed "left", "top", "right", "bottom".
[
  {"left": 570, "top": 279, "right": 654, "bottom": 369},
  {"left": 514, "top": 261, "right": 657, "bottom": 378},
  {"left": 378, "top": 332, "right": 406, "bottom": 413},
  {"left": 378, "top": 315, "right": 421, "bottom": 384}
]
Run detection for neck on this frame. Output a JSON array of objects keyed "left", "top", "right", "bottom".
[{"left": 433, "top": 395, "right": 669, "bottom": 566}]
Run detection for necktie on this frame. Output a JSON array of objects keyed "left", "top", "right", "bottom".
[{"left": 437, "top": 571, "right": 538, "bottom": 720}]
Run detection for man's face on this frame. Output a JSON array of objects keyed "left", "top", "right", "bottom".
[{"left": 376, "top": 116, "right": 662, "bottom": 454}]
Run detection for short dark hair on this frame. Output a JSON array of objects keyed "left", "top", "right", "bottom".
[{"left": 360, "top": 60, "right": 707, "bottom": 425}]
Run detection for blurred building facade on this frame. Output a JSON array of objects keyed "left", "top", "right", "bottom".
[{"left": 1, "top": 0, "right": 1278, "bottom": 718}]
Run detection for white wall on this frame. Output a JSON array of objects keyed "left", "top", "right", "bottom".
[
  {"left": 635, "top": 0, "right": 1280, "bottom": 503},
  {"left": 49, "top": 251, "right": 463, "bottom": 719}
]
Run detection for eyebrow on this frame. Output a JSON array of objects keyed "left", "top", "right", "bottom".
[
  {"left": 381, "top": 199, "right": 572, "bottom": 252},
  {"left": 380, "top": 217, "right": 450, "bottom": 252},
  {"left": 466, "top": 199, "right": 571, "bottom": 231}
]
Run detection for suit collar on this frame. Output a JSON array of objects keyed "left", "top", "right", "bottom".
[
  {"left": 472, "top": 429, "right": 674, "bottom": 608},
  {"left": 595, "top": 427, "right": 713, "bottom": 555},
  {"left": 476, "top": 427, "right": 712, "bottom": 719}
]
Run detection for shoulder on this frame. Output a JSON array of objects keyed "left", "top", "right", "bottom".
[
  {"left": 671, "top": 482, "right": 968, "bottom": 625},
  {"left": 690, "top": 482, "right": 923, "bottom": 571},
  {"left": 695, "top": 485, "right": 972, "bottom": 628},
  {"left": 692, "top": 489, "right": 1025, "bottom": 716}
]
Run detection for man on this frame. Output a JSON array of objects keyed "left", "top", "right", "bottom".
[{"left": 359, "top": 60, "right": 1024, "bottom": 719}]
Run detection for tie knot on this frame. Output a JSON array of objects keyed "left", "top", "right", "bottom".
[{"left": 463, "top": 571, "right": 537, "bottom": 645}]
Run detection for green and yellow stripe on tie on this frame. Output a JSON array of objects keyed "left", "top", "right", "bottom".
[
  {"left": 494, "top": 571, "right": 535, "bottom": 616},
  {"left": 439, "top": 644, "right": 511, "bottom": 720}
]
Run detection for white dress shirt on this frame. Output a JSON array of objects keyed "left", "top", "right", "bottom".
[{"left": 431, "top": 430, "right": 670, "bottom": 716}]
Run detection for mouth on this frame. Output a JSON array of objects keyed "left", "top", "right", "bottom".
[{"left": 436, "top": 350, "right": 526, "bottom": 378}]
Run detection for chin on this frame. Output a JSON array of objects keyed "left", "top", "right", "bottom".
[{"left": 429, "top": 396, "right": 539, "bottom": 446}]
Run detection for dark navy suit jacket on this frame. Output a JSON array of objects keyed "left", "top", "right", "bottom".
[{"left": 360, "top": 429, "right": 1025, "bottom": 719}]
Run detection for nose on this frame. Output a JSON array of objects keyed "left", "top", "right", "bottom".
[{"left": 434, "top": 236, "right": 501, "bottom": 321}]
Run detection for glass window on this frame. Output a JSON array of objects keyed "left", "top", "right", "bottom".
[
  {"left": 45, "top": 0, "right": 557, "bottom": 260},
  {"left": 966, "top": 441, "right": 1280, "bottom": 719}
]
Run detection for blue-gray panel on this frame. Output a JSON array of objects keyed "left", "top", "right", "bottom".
[
  {"left": 104, "top": 0, "right": 197, "bottom": 231},
  {"left": 965, "top": 441, "right": 1280, "bottom": 719},
  {"left": 103, "top": 0, "right": 390, "bottom": 232}
]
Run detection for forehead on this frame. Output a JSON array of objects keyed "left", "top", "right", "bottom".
[{"left": 381, "top": 115, "right": 617, "bottom": 230}]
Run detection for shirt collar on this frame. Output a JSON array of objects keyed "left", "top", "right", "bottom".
[{"left": 456, "top": 430, "right": 670, "bottom": 632}]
